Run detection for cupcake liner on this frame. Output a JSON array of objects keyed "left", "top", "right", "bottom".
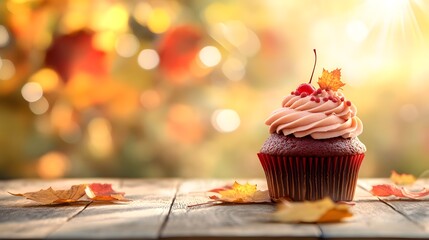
[{"left": 257, "top": 153, "right": 365, "bottom": 202}]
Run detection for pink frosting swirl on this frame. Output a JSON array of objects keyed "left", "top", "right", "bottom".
[{"left": 266, "top": 90, "right": 363, "bottom": 139}]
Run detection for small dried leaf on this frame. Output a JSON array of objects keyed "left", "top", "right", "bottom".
[
  {"left": 370, "top": 184, "right": 429, "bottom": 199},
  {"left": 317, "top": 68, "right": 345, "bottom": 91},
  {"left": 85, "top": 183, "right": 129, "bottom": 202},
  {"left": 390, "top": 170, "right": 416, "bottom": 185},
  {"left": 9, "top": 185, "right": 86, "bottom": 205},
  {"left": 273, "top": 197, "right": 352, "bottom": 223},
  {"left": 209, "top": 181, "right": 270, "bottom": 203}
]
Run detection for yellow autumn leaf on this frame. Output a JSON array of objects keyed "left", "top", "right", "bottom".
[
  {"left": 317, "top": 68, "right": 345, "bottom": 91},
  {"left": 273, "top": 197, "right": 353, "bottom": 223},
  {"left": 390, "top": 170, "right": 416, "bottom": 185},
  {"left": 209, "top": 181, "right": 270, "bottom": 203}
]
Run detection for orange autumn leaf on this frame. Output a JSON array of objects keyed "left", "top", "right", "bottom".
[
  {"left": 85, "top": 183, "right": 130, "bottom": 202},
  {"left": 8, "top": 184, "right": 86, "bottom": 205},
  {"left": 273, "top": 197, "right": 352, "bottom": 223},
  {"left": 390, "top": 170, "right": 416, "bottom": 185},
  {"left": 317, "top": 68, "right": 345, "bottom": 91},
  {"left": 209, "top": 181, "right": 270, "bottom": 203},
  {"left": 318, "top": 207, "right": 353, "bottom": 223}
]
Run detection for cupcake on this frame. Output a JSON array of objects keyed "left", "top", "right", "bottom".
[{"left": 258, "top": 53, "right": 366, "bottom": 202}]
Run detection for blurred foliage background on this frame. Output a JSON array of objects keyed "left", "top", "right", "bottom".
[{"left": 1, "top": 0, "right": 429, "bottom": 179}]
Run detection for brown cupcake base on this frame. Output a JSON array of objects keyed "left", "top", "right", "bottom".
[{"left": 257, "top": 153, "right": 365, "bottom": 202}]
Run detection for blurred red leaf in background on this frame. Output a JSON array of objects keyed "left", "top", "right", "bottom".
[
  {"left": 45, "top": 30, "right": 107, "bottom": 82},
  {"left": 158, "top": 25, "right": 202, "bottom": 84}
]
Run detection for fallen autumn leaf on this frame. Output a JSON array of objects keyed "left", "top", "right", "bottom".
[
  {"left": 85, "top": 183, "right": 129, "bottom": 201},
  {"left": 273, "top": 197, "right": 352, "bottom": 223},
  {"left": 208, "top": 181, "right": 270, "bottom": 203},
  {"left": 370, "top": 184, "right": 429, "bottom": 199},
  {"left": 9, "top": 184, "right": 86, "bottom": 205}
]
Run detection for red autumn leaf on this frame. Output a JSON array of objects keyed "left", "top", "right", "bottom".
[
  {"left": 8, "top": 185, "right": 86, "bottom": 205},
  {"left": 370, "top": 184, "right": 429, "bottom": 199},
  {"left": 85, "top": 183, "right": 129, "bottom": 202},
  {"left": 158, "top": 25, "right": 202, "bottom": 83},
  {"left": 45, "top": 30, "right": 108, "bottom": 82}
]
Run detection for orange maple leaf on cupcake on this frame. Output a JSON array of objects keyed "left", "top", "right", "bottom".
[{"left": 317, "top": 68, "right": 345, "bottom": 91}]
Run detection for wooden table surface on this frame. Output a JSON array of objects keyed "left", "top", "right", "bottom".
[{"left": 1, "top": 178, "right": 428, "bottom": 239}]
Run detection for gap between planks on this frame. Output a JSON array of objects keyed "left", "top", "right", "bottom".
[
  {"left": 160, "top": 179, "right": 322, "bottom": 239},
  {"left": 358, "top": 179, "right": 429, "bottom": 233},
  {"left": 44, "top": 179, "right": 121, "bottom": 238},
  {"left": 46, "top": 201, "right": 93, "bottom": 238},
  {"left": 157, "top": 179, "right": 182, "bottom": 238},
  {"left": 3, "top": 179, "right": 429, "bottom": 239},
  {"left": 160, "top": 179, "right": 429, "bottom": 240},
  {"left": 0, "top": 179, "right": 112, "bottom": 239},
  {"left": 46, "top": 178, "right": 181, "bottom": 239}
]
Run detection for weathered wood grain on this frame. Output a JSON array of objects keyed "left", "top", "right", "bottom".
[
  {"left": 48, "top": 179, "right": 179, "bottom": 239},
  {"left": 354, "top": 179, "right": 379, "bottom": 201},
  {"left": 320, "top": 201, "right": 429, "bottom": 239},
  {"left": 359, "top": 178, "right": 429, "bottom": 236},
  {"left": 2, "top": 178, "right": 429, "bottom": 240},
  {"left": 383, "top": 201, "right": 429, "bottom": 233},
  {"left": 161, "top": 179, "right": 321, "bottom": 240},
  {"left": 0, "top": 179, "right": 113, "bottom": 239}
]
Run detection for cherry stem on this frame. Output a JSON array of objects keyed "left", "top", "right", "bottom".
[{"left": 309, "top": 49, "right": 317, "bottom": 84}]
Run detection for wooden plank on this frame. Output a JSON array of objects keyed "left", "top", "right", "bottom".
[
  {"left": 382, "top": 201, "right": 429, "bottom": 233},
  {"left": 3, "top": 178, "right": 429, "bottom": 239},
  {"left": 320, "top": 201, "right": 429, "bottom": 239},
  {"left": 48, "top": 179, "right": 179, "bottom": 239},
  {"left": 0, "top": 179, "right": 113, "bottom": 239},
  {"left": 353, "top": 179, "right": 379, "bottom": 201},
  {"left": 359, "top": 179, "right": 429, "bottom": 236},
  {"left": 161, "top": 179, "right": 321, "bottom": 240}
]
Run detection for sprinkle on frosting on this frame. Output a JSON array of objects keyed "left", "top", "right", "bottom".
[{"left": 266, "top": 88, "right": 363, "bottom": 139}]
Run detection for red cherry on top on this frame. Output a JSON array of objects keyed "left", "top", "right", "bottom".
[{"left": 296, "top": 83, "right": 316, "bottom": 95}]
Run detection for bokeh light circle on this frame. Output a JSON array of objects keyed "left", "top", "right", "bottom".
[
  {"left": 211, "top": 109, "right": 241, "bottom": 133},
  {"left": 21, "top": 82, "right": 43, "bottom": 102},
  {"left": 199, "top": 46, "right": 222, "bottom": 67},
  {"left": 138, "top": 49, "right": 160, "bottom": 70}
]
